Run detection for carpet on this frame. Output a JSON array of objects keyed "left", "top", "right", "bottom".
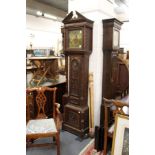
[
  {"left": 26, "top": 130, "right": 92, "bottom": 155},
  {"left": 79, "top": 139, "right": 102, "bottom": 155}
]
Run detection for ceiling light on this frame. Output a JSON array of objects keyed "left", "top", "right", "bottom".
[
  {"left": 36, "top": 11, "right": 42, "bottom": 16},
  {"left": 44, "top": 13, "right": 57, "bottom": 20}
]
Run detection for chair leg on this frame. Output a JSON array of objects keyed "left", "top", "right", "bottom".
[
  {"left": 103, "top": 131, "right": 107, "bottom": 155},
  {"left": 56, "top": 133, "right": 60, "bottom": 155},
  {"left": 103, "top": 141, "right": 107, "bottom": 155}
]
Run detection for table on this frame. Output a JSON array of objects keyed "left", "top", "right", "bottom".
[
  {"left": 27, "top": 74, "right": 66, "bottom": 88},
  {"left": 27, "top": 56, "right": 62, "bottom": 86}
]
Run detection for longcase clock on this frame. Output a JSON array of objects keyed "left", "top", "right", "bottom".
[
  {"left": 102, "top": 18, "right": 123, "bottom": 99},
  {"left": 61, "top": 11, "right": 93, "bottom": 137},
  {"left": 100, "top": 18, "right": 123, "bottom": 126}
]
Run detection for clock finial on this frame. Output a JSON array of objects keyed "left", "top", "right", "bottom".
[{"left": 72, "top": 10, "right": 78, "bottom": 19}]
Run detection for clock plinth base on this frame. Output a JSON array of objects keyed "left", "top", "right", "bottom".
[{"left": 62, "top": 104, "right": 89, "bottom": 138}]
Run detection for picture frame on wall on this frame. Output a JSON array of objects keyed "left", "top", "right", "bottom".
[{"left": 111, "top": 114, "right": 129, "bottom": 155}]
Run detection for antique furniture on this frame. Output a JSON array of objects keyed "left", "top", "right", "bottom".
[
  {"left": 61, "top": 11, "right": 93, "bottom": 137},
  {"left": 103, "top": 98, "right": 129, "bottom": 155},
  {"left": 112, "top": 56, "right": 129, "bottom": 98},
  {"left": 26, "top": 87, "right": 61, "bottom": 155},
  {"left": 100, "top": 18, "right": 129, "bottom": 125},
  {"left": 28, "top": 56, "right": 61, "bottom": 86},
  {"left": 102, "top": 18, "right": 123, "bottom": 99},
  {"left": 26, "top": 75, "right": 66, "bottom": 113}
]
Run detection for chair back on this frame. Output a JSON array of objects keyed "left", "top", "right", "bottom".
[
  {"left": 103, "top": 97, "right": 129, "bottom": 154},
  {"left": 104, "top": 98, "right": 128, "bottom": 116},
  {"left": 26, "top": 87, "right": 57, "bottom": 120},
  {"left": 103, "top": 98, "right": 129, "bottom": 126}
]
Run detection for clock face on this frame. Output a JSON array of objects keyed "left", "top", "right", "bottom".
[
  {"left": 113, "top": 30, "right": 119, "bottom": 48},
  {"left": 68, "top": 30, "right": 83, "bottom": 49}
]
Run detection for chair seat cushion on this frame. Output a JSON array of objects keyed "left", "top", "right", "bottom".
[{"left": 26, "top": 118, "right": 57, "bottom": 134}]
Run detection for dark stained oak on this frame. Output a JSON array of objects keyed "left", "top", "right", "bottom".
[
  {"left": 61, "top": 11, "right": 93, "bottom": 137},
  {"left": 100, "top": 18, "right": 129, "bottom": 127}
]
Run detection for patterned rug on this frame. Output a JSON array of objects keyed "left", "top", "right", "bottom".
[{"left": 79, "top": 139, "right": 102, "bottom": 155}]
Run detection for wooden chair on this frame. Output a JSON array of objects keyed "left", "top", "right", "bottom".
[
  {"left": 103, "top": 98, "right": 129, "bottom": 155},
  {"left": 26, "top": 86, "right": 61, "bottom": 155}
]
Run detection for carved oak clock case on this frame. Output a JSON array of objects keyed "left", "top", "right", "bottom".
[
  {"left": 102, "top": 18, "right": 123, "bottom": 99},
  {"left": 61, "top": 11, "right": 93, "bottom": 137},
  {"left": 100, "top": 18, "right": 123, "bottom": 126}
]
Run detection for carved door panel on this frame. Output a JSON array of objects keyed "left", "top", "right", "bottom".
[
  {"left": 69, "top": 56, "right": 81, "bottom": 97},
  {"left": 65, "top": 107, "right": 81, "bottom": 129},
  {"left": 64, "top": 105, "right": 89, "bottom": 131}
]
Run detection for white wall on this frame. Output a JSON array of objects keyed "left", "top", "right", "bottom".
[
  {"left": 26, "top": 14, "right": 63, "bottom": 54},
  {"left": 85, "top": 11, "right": 110, "bottom": 126},
  {"left": 69, "top": 0, "right": 115, "bottom": 17},
  {"left": 68, "top": 0, "right": 98, "bottom": 13},
  {"left": 120, "top": 21, "right": 130, "bottom": 51}
]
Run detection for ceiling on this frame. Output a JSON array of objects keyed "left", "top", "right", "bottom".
[
  {"left": 26, "top": 0, "right": 68, "bottom": 20},
  {"left": 26, "top": 0, "right": 129, "bottom": 21},
  {"left": 27, "top": 0, "right": 129, "bottom": 13},
  {"left": 115, "top": 0, "right": 128, "bottom": 6},
  {"left": 35, "top": 0, "right": 68, "bottom": 12}
]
